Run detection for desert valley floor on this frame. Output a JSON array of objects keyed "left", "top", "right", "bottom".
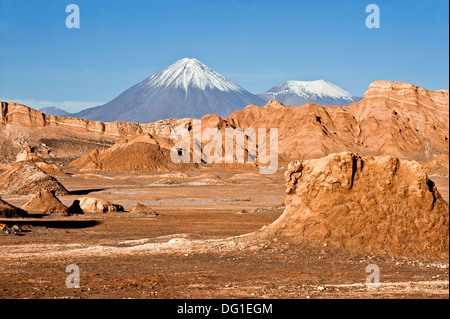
[
  {"left": 0, "top": 165, "right": 448, "bottom": 299},
  {"left": 0, "top": 81, "right": 449, "bottom": 299}
]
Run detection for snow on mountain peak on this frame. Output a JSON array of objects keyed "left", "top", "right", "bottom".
[
  {"left": 144, "top": 58, "right": 245, "bottom": 93},
  {"left": 273, "top": 80, "right": 354, "bottom": 100}
]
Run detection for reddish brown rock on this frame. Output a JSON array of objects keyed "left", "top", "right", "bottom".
[
  {"left": 226, "top": 81, "right": 448, "bottom": 161},
  {"left": 0, "top": 162, "right": 68, "bottom": 195},
  {"left": 2, "top": 80, "right": 448, "bottom": 167},
  {"left": 263, "top": 100, "right": 286, "bottom": 110},
  {"left": 77, "top": 197, "right": 124, "bottom": 214},
  {"left": 258, "top": 152, "right": 449, "bottom": 257},
  {"left": 0, "top": 101, "right": 195, "bottom": 164},
  {"left": 68, "top": 133, "right": 196, "bottom": 172},
  {"left": 22, "top": 189, "right": 70, "bottom": 216},
  {"left": 346, "top": 81, "right": 449, "bottom": 160},
  {"left": 16, "top": 145, "right": 43, "bottom": 163},
  {"left": 0, "top": 196, "right": 28, "bottom": 218}
]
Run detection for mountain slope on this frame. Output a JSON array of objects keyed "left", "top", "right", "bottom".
[
  {"left": 258, "top": 80, "right": 362, "bottom": 106},
  {"left": 73, "top": 58, "right": 266, "bottom": 124},
  {"left": 39, "top": 107, "right": 72, "bottom": 117}
]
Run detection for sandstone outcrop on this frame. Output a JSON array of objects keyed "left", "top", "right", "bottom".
[
  {"left": 227, "top": 82, "right": 448, "bottom": 161},
  {"left": 78, "top": 197, "right": 124, "bottom": 213},
  {"left": 0, "top": 102, "right": 196, "bottom": 139},
  {"left": 259, "top": 152, "right": 449, "bottom": 257},
  {"left": 263, "top": 100, "right": 286, "bottom": 110},
  {"left": 0, "top": 162, "right": 68, "bottom": 195},
  {"left": 346, "top": 81, "right": 449, "bottom": 160}
]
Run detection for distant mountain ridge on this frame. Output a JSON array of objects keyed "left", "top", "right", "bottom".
[
  {"left": 71, "top": 59, "right": 363, "bottom": 124},
  {"left": 72, "top": 58, "right": 266, "bottom": 124},
  {"left": 258, "top": 80, "right": 362, "bottom": 106},
  {"left": 39, "top": 107, "right": 72, "bottom": 117}
]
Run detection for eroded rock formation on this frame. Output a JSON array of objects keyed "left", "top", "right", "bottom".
[{"left": 260, "top": 152, "right": 449, "bottom": 256}]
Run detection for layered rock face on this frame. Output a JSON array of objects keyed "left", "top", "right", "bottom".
[
  {"left": 227, "top": 102, "right": 361, "bottom": 160},
  {"left": 1, "top": 102, "right": 144, "bottom": 137},
  {"left": 346, "top": 81, "right": 449, "bottom": 159},
  {"left": 226, "top": 81, "right": 449, "bottom": 161},
  {"left": 263, "top": 152, "right": 449, "bottom": 256},
  {"left": 0, "top": 102, "right": 195, "bottom": 138},
  {"left": 0, "top": 102, "right": 195, "bottom": 164}
]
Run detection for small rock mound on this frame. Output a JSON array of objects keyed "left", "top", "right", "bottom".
[
  {"left": 0, "top": 162, "right": 68, "bottom": 195},
  {"left": 68, "top": 133, "right": 195, "bottom": 172},
  {"left": 22, "top": 189, "right": 70, "bottom": 216},
  {"left": 0, "top": 196, "right": 28, "bottom": 218},
  {"left": 261, "top": 152, "right": 449, "bottom": 257},
  {"left": 132, "top": 203, "right": 159, "bottom": 216},
  {"left": 78, "top": 197, "right": 124, "bottom": 214}
]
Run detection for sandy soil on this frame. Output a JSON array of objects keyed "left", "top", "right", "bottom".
[{"left": 0, "top": 166, "right": 448, "bottom": 299}]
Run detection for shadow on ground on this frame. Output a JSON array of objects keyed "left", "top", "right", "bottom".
[
  {"left": 0, "top": 219, "right": 101, "bottom": 229},
  {"left": 68, "top": 188, "right": 106, "bottom": 196}
]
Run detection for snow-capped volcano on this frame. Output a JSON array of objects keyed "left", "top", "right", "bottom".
[
  {"left": 258, "top": 80, "right": 361, "bottom": 106},
  {"left": 146, "top": 58, "right": 245, "bottom": 93},
  {"left": 73, "top": 58, "right": 265, "bottom": 123}
]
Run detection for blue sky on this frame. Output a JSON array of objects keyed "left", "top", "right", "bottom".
[{"left": 0, "top": 0, "right": 448, "bottom": 112}]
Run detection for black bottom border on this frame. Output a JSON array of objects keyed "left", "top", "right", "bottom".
[{"left": 1, "top": 299, "right": 448, "bottom": 317}]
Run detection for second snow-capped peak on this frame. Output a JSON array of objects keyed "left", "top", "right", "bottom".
[{"left": 270, "top": 80, "right": 354, "bottom": 100}]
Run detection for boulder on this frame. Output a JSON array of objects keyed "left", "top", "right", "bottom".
[{"left": 78, "top": 197, "right": 124, "bottom": 213}]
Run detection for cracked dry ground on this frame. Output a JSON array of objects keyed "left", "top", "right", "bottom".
[{"left": 0, "top": 167, "right": 448, "bottom": 299}]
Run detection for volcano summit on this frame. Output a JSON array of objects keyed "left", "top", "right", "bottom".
[{"left": 73, "top": 58, "right": 266, "bottom": 124}]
